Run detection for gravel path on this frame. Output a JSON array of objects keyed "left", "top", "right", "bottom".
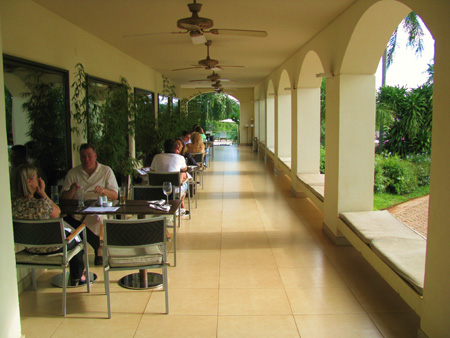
[{"left": 388, "top": 195, "right": 429, "bottom": 238}]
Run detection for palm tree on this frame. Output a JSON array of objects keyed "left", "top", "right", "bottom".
[{"left": 378, "top": 11, "right": 425, "bottom": 150}]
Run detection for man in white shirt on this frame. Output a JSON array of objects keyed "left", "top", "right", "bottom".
[
  {"left": 150, "top": 138, "right": 190, "bottom": 214},
  {"left": 61, "top": 143, "right": 118, "bottom": 265}
]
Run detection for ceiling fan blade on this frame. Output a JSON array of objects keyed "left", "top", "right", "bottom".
[
  {"left": 207, "top": 29, "right": 268, "bottom": 37},
  {"left": 219, "top": 65, "right": 245, "bottom": 68},
  {"left": 123, "top": 31, "right": 188, "bottom": 38},
  {"left": 171, "top": 66, "right": 203, "bottom": 71}
]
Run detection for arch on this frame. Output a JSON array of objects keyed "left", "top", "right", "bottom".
[
  {"left": 266, "top": 80, "right": 275, "bottom": 153},
  {"left": 296, "top": 51, "right": 324, "bottom": 175},
  {"left": 298, "top": 50, "right": 324, "bottom": 88},
  {"left": 341, "top": 1, "right": 411, "bottom": 74},
  {"left": 277, "top": 70, "right": 292, "bottom": 167}
]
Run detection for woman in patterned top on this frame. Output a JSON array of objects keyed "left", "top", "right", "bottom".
[{"left": 11, "top": 164, "right": 85, "bottom": 286}]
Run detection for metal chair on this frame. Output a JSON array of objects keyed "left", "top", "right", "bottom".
[
  {"left": 102, "top": 217, "right": 169, "bottom": 318},
  {"left": 191, "top": 153, "right": 205, "bottom": 190},
  {"left": 12, "top": 218, "right": 90, "bottom": 316},
  {"left": 148, "top": 171, "right": 191, "bottom": 219},
  {"left": 131, "top": 185, "right": 179, "bottom": 266}
]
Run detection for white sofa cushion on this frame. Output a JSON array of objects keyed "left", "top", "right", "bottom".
[
  {"left": 371, "top": 236, "right": 426, "bottom": 295},
  {"left": 340, "top": 210, "right": 420, "bottom": 244}
]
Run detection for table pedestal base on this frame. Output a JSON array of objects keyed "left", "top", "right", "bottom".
[
  {"left": 118, "top": 272, "right": 163, "bottom": 290},
  {"left": 51, "top": 272, "right": 97, "bottom": 288}
]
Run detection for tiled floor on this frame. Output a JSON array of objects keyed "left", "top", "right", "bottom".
[{"left": 18, "top": 146, "right": 420, "bottom": 337}]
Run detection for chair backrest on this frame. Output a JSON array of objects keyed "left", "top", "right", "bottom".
[
  {"left": 13, "top": 219, "right": 65, "bottom": 246},
  {"left": 132, "top": 185, "right": 173, "bottom": 200},
  {"left": 190, "top": 152, "right": 203, "bottom": 165},
  {"left": 103, "top": 217, "right": 166, "bottom": 247},
  {"left": 148, "top": 171, "right": 181, "bottom": 187}
]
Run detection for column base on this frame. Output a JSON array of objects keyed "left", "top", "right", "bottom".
[{"left": 322, "top": 222, "right": 350, "bottom": 246}]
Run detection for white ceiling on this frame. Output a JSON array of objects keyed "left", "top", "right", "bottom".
[{"left": 33, "top": 0, "right": 355, "bottom": 90}]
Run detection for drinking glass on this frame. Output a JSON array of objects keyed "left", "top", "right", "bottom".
[
  {"left": 51, "top": 185, "right": 60, "bottom": 204},
  {"left": 77, "top": 187, "right": 85, "bottom": 209},
  {"left": 162, "top": 182, "right": 172, "bottom": 205},
  {"left": 119, "top": 186, "right": 127, "bottom": 205}
]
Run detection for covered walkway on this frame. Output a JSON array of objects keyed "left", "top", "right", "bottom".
[{"left": 18, "top": 146, "right": 418, "bottom": 337}]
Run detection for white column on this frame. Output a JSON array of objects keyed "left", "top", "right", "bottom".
[
  {"left": 420, "top": 36, "right": 450, "bottom": 337},
  {"left": 297, "top": 88, "right": 321, "bottom": 173},
  {"left": 323, "top": 74, "right": 376, "bottom": 242}
]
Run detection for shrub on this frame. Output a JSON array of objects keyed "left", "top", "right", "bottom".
[
  {"left": 374, "top": 153, "right": 421, "bottom": 195},
  {"left": 374, "top": 156, "right": 388, "bottom": 193}
]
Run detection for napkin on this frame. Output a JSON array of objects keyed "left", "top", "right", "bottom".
[
  {"left": 148, "top": 199, "right": 166, "bottom": 206},
  {"left": 148, "top": 203, "right": 171, "bottom": 212}
]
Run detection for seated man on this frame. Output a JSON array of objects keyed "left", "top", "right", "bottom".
[
  {"left": 182, "top": 130, "right": 191, "bottom": 145},
  {"left": 61, "top": 143, "right": 118, "bottom": 265},
  {"left": 150, "top": 138, "right": 190, "bottom": 215}
]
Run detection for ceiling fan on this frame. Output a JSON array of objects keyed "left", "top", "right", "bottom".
[
  {"left": 124, "top": 0, "right": 268, "bottom": 45},
  {"left": 190, "top": 71, "right": 234, "bottom": 83},
  {"left": 172, "top": 40, "right": 244, "bottom": 71}
]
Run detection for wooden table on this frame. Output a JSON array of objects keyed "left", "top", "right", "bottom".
[{"left": 60, "top": 199, "right": 181, "bottom": 289}]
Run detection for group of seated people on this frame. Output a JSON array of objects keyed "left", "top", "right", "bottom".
[{"left": 9, "top": 124, "right": 210, "bottom": 286}]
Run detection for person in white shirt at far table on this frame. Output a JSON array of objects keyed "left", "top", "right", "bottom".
[
  {"left": 150, "top": 138, "right": 191, "bottom": 215},
  {"left": 61, "top": 143, "right": 118, "bottom": 265}
]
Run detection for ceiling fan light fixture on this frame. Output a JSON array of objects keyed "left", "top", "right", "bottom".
[{"left": 190, "top": 32, "right": 207, "bottom": 44}]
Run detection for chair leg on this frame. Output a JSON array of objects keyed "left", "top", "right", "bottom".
[
  {"left": 84, "top": 241, "right": 91, "bottom": 293},
  {"left": 173, "top": 214, "right": 177, "bottom": 267},
  {"left": 104, "top": 269, "right": 111, "bottom": 318},
  {"left": 187, "top": 188, "right": 191, "bottom": 220},
  {"left": 62, "top": 268, "right": 67, "bottom": 316},
  {"left": 163, "top": 265, "right": 169, "bottom": 314}
]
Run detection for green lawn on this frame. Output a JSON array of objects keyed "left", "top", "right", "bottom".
[{"left": 373, "top": 185, "right": 430, "bottom": 211}]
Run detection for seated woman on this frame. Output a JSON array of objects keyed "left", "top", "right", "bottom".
[
  {"left": 176, "top": 138, "right": 199, "bottom": 167},
  {"left": 11, "top": 164, "right": 86, "bottom": 286},
  {"left": 150, "top": 138, "right": 191, "bottom": 215},
  {"left": 186, "top": 132, "right": 205, "bottom": 154}
]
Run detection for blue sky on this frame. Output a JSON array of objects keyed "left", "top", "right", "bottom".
[{"left": 375, "top": 17, "right": 434, "bottom": 90}]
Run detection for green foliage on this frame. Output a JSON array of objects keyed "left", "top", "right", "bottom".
[
  {"left": 95, "top": 78, "right": 138, "bottom": 177},
  {"left": 5, "top": 86, "right": 13, "bottom": 145},
  {"left": 71, "top": 63, "right": 88, "bottom": 139},
  {"left": 374, "top": 152, "right": 430, "bottom": 195},
  {"left": 70, "top": 64, "right": 138, "bottom": 179},
  {"left": 134, "top": 92, "right": 157, "bottom": 157},
  {"left": 377, "top": 85, "right": 433, "bottom": 157},
  {"left": 320, "top": 145, "right": 325, "bottom": 174},
  {"left": 320, "top": 78, "right": 326, "bottom": 146},
  {"left": 22, "top": 71, "right": 68, "bottom": 182}
]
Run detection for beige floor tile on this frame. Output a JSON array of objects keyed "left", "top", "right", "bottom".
[
  {"left": 52, "top": 313, "right": 142, "bottom": 338},
  {"left": 219, "top": 289, "right": 291, "bottom": 315},
  {"left": 272, "top": 245, "right": 330, "bottom": 268},
  {"left": 279, "top": 267, "right": 347, "bottom": 288},
  {"left": 135, "top": 315, "right": 218, "bottom": 338},
  {"left": 220, "top": 267, "right": 284, "bottom": 289},
  {"left": 217, "top": 315, "right": 300, "bottom": 338},
  {"left": 20, "top": 316, "right": 63, "bottom": 338},
  {"left": 295, "top": 313, "right": 383, "bottom": 338},
  {"left": 220, "top": 248, "right": 277, "bottom": 268},
  {"left": 177, "top": 232, "right": 222, "bottom": 250},
  {"left": 221, "top": 231, "right": 270, "bottom": 249},
  {"left": 369, "top": 312, "right": 420, "bottom": 338},
  {"left": 286, "top": 287, "right": 365, "bottom": 314},
  {"left": 146, "top": 288, "right": 219, "bottom": 315},
  {"left": 169, "top": 266, "right": 220, "bottom": 288},
  {"left": 173, "top": 249, "right": 221, "bottom": 267}
]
